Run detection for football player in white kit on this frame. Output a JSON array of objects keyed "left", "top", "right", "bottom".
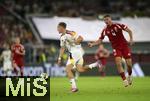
[
  {"left": 57, "top": 22, "right": 97, "bottom": 92},
  {"left": 0, "top": 44, "right": 12, "bottom": 76}
]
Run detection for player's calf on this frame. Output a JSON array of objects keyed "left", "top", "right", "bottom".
[{"left": 66, "top": 64, "right": 78, "bottom": 91}]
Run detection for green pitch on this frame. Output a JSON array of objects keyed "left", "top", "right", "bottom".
[{"left": 50, "top": 77, "right": 150, "bottom": 101}]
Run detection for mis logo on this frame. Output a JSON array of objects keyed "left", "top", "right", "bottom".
[{"left": 6, "top": 78, "right": 48, "bottom": 96}]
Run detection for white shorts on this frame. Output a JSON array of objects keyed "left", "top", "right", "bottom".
[
  {"left": 66, "top": 57, "right": 84, "bottom": 67},
  {"left": 66, "top": 48, "right": 84, "bottom": 68},
  {"left": 3, "top": 61, "right": 12, "bottom": 71}
]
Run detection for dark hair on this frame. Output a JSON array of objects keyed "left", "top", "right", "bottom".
[
  {"left": 103, "top": 15, "right": 111, "bottom": 18},
  {"left": 58, "top": 22, "right": 67, "bottom": 28}
]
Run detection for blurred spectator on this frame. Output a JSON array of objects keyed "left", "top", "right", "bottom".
[
  {"left": 0, "top": 0, "right": 150, "bottom": 17},
  {"left": 0, "top": 0, "right": 150, "bottom": 65}
]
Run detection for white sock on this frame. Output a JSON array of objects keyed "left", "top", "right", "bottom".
[
  {"left": 70, "top": 78, "right": 77, "bottom": 88},
  {"left": 88, "top": 62, "right": 98, "bottom": 69},
  {"left": 75, "top": 71, "right": 80, "bottom": 80}
]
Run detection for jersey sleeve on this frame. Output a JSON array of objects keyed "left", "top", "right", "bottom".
[
  {"left": 99, "top": 29, "right": 105, "bottom": 40},
  {"left": 116, "top": 23, "right": 128, "bottom": 30},
  {"left": 67, "top": 30, "right": 79, "bottom": 40},
  {"left": 72, "top": 31, "right": 79, "bottom": 40}
]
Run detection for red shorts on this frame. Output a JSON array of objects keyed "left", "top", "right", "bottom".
[
  {"left": 13, "top": 60, "right": 24, "bottom": 68},
  {"left": 98, "top": 58, "right": 107, "bottom": 66},
  {"left": 113, "top": 46, "right": 131, "bottom": 59}
]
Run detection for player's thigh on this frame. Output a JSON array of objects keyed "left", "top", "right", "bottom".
[
  {"left": 122, "top": 47, "right": 131, "bottom": 59},
  {"left": 76, "top": 64, "right": 85, "bottom": 72},
  {"left": 66, "top": 64, "right": 74, "bottom": 72},
  {"left": 125, "top": 58, "right": 132, "bottom": 67},
  {"left": 12, "top": 61, "right": 18, "bottom": 68},
  {"left": 115, "top": 57, "right": 123, "bottom": 67}
]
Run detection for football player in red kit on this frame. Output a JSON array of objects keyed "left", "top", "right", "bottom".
[
  {"left": 88, "top": 15, "right": 133, "bottom": 87},
  {"left": 95, "top": 44, "right": 110, "bottom": 77},
  {"left": 11, "top": 37, "right": 25, "bottom": 77}
]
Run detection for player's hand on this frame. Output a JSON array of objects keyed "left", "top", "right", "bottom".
[
  {"left": 129, "top": 39, "right": 134, "bottom": 46},
  {"left": 88, "top": 42, "right": 94, "bottom": 47},
  {"left": 15, "top": 49, "right": 20, "bottom": 54}
]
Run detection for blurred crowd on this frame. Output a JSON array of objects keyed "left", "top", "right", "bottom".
[
  {"left": 0, "top": 0, "right": 150, "bottom": 17},
  {"left": 0, "top": 0, "right": 150, "bottom": 65},
  {"left": 0, "top": 16, "right": 34, "bottom": 47}
]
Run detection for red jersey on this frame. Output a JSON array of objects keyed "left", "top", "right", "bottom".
[
  {"left": 99, "top": 23, "right": 128, "bottom": 49},
  {"left": 95, "top": 49, "right": 106, "bottom": 60},
  {"left": 11, "top": 44, "right": 25, "bottom": 66}
]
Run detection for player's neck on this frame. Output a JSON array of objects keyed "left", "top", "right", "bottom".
[
  {"left": 107, "top": 22, "right": 113, "bottom": 27},
  {"left": 15, "top": 43, "right": 20, "bottom": 45}
]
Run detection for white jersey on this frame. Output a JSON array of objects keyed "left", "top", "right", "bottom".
[
  {"left": 1, "top": 50, "right": 11, "bottom": 63},
  {"left": 60, "top": 30, "right": 84, "bottom": 66},
  {"left": 1, "top": 50, "right": 12, "bottom": 71}
]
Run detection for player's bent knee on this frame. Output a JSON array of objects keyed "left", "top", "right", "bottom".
[
  {"left": 77, "top": 68, "right": 84, "bottom": 73},
  {"left": 76, "top": 67, "right": 81, "bottom": 72},
  {"left": 76, "top": 65, "right": 85, "bottom": 73},
  {"left": 66, "top": 65, "right": 73, "bottom": 73}
]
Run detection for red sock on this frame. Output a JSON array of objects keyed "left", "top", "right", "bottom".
[
  {"left": 20, "top": 67, "right": 24, "bottom": 77},
  {"left": 21, "top": 71, "right": 23, "bottom": 77},
  {"left": 119, "top": 72, "right": 126, "bottom": 80}
]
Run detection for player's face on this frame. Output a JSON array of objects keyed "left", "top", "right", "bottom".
[
  {"left": 15, "top": 38, "right": 20, "bottom": 44},
  {"left": 104, "top": 17, "right": 112, "bottom": 26},
  {"left": 57, "top": 25, "right": 65, "bottom": 34},
  {"left": 99, "top": 45, "right": 104, "bottom": 50}
]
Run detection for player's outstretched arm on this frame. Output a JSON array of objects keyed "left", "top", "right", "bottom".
[
  {"left": 125, "top": 28, "right": 133, "bottom": 46},
  {"left": 88, "top": 39, "right": 102, "bottom": 47},
  {"left": 16, "top": 49, "right": 25, "bottom": 55},
  {"left": 57, "top": 47, "right": 65, "bottom": 65}
]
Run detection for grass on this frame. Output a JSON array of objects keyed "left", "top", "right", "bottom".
[{"left": 50, "top": 76, "right": 150, "bottom": 101}]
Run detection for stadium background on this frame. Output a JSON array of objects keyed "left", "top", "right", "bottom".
[
  {"left": 0, "top": 0, "right": 150, "bottom": 77},
  {"left": 0, "top": 0, "right": 150, "bottom": 101}
]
